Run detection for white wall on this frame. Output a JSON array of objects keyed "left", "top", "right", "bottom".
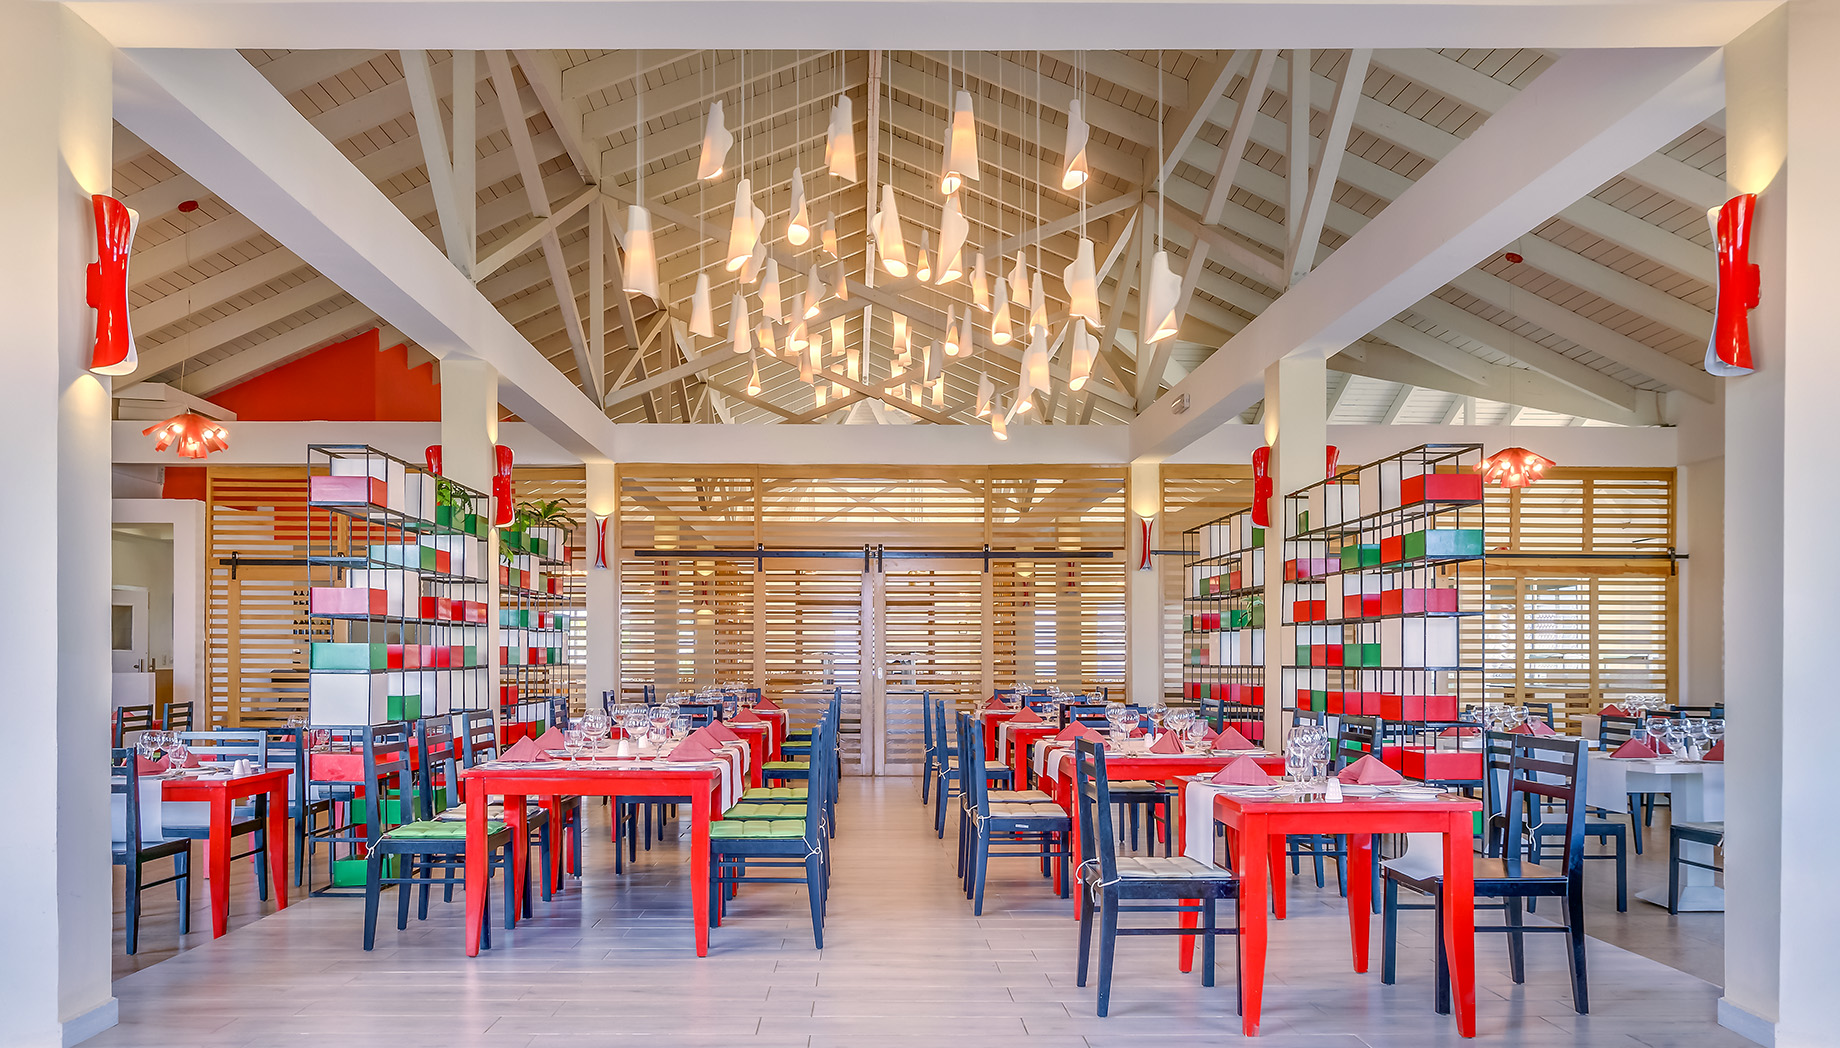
[{"left": 110, "top": 530, "right": 174, "bottom": 670}]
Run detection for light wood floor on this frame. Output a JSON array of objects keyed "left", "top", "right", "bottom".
[{"left": 97, "top": 778, "right": 1745, "bottom": 1047}]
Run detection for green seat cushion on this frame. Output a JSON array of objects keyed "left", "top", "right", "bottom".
[
  {"left": 725, "top": 802, "right": 806, "bottom": 820},
  {"left": 743, "top": 786, "right": 808, "bottom": 801},
  {"left": 710, "top": 819, "right": 807, "bottom": 840},
  {"left": 384, "top": 819, "right": 506, "bottom": 839},
  {"left": 763, "top": 759, "right": 811, "bottom": 771}
]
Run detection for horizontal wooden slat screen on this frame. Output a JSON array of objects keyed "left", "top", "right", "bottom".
[
  {"left": 617, "top": 557, "right": 755, "bottom": 704},
  {"left": 992, "top": 559, "right": 1126, "bottom": 694},
  {"left": 881, "top": 566, "right": 985, "bottom": 768},
  {"left": 205, "top": 467, "right": 316, "bottom": 728},
  {"left": 1491, "top": 467, "right": 1675, "bottom": 554},
  {"left": 989, "top": 471, "right": 1128, "bottom": 550},
  {"left": 513, "top": 467, "right": 587, "bottom": 712},
  {"left": 1160, "top": 466, "right": 1255, "bottom": 700},
  {"left": 760, "top": 470, "right": 987, "bottom": 549},
  {"left": 617, "top": 469, "right": 759, "bottom": 551},
  {"left": 762, "top": 564, "right": 866, "bottom": 767}
]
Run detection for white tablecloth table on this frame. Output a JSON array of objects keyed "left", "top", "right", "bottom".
[{"left": 1587, "top": 754, "right": 1724, "bottom": 911}]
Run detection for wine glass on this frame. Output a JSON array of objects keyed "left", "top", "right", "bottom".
[
  {"left": 649, "top": 707, "right": 673, "bottom": 750},
  {"left": 1705, "top": 719, "right": 1725, "bottom": 746},
  {"left": 1283, "top": 729, "right": 1312, "bottom": 783},
  {"left": 564, "top": 727, "right": 586, "bottom": 759},
  {"left": 1645, "top": 717, "right": 1670, "bottom": 754},
  {"left": 136, "top": 729, "right": 161, "bottom": 765},
  {"left": 167, "top": 733, "right": 191, "bottom": 770},
  {"left": 1184, "top": 718, "right": 1210, "bottom": 752},
  {"left": 622, "top": 709, "right": 649, "bottom": 748},
  {"left": 672, "top": 713, "right": 692, "bottom": 739},
  {"left": 1104, "top": 703, "right": 1133, "bottom": 741}
]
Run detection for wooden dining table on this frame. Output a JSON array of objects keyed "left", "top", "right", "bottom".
[
  {"left": 159, "top": 768, "right": 292, "bottom": 938},
  {"left": 1181, "top": 784, "right": 1483, "bottom": 1038},
  {"left": 459, "top": 759, "right": 724, "bottom": 957}
]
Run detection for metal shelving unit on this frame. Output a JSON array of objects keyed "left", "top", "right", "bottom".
[{"left": 1182, "top": 507, "right": 1268, "bottom": 741}]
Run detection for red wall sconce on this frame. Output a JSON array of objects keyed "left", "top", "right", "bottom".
[
  {"left": 1705, "top": 194, "right": 1759, "bottom": 377},
  {"left": 1136, "top": 516, "right": 1154, "bottom": 571},
  {"left": 87, "top": 195, "right": 139, "bottom": 376},
  {"left": 591, "top": 514, "right": 611, "bottom": 570},
  {"left": 1251, "top": 445, "right": 1272, "bottom": 528},
  {"left": 493, "top": 445, "right": 515, "bottom": 527}
]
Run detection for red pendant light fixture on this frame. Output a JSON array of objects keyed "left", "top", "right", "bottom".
[
  {"left": 1477, "top": 447, "right": 1555, "bottom": 488},
  {"left": 142, "top": 413, "right": 229, "bottom": 459}
]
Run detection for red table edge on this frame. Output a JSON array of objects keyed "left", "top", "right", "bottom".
[{"left": 158, "top": 769, "right": 293, "bottom": 937}]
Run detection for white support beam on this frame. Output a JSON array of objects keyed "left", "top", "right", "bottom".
[
  {"left": 1286, "top": 48, "right": 1310, "bottom": 270},
  {"left": 512, "top": 48, "right": 597, "bottom": 183},
  {"left": 1405, "top": 295, "right": 1648, "bottom": 412},
  {"left": 1156, "top": 51, "right": 1246, "bottom": 185},
  {"left": 400, "top": 50, "right": 473, "bottom": 277},
  {"left": 1379, "top": 383, "right": 1414, "bottom": 424},
  {"left": 1132, "top": 46, "right": 1722, "bottom": 458},
  {"left": 472, "top": 186, "right": 597, "bottom": 278},
  {"left": 1332, "top": 340, "right": 1661, "bottom": 426},
  {"left": 178, "top": 301, "right": 381, "bottom": 395},
  {"left": 1439, "top": 395, "right": 1464, "bottom": 424},
  {"left": 1204, "top": 49, "right": 1277, "bottom": 226},
  {"left": 1288, "top": 48, "right": 1371, "bottom": 285},
  {"left": 128, "top": 275, "right": 347, "bottom": 382},
  {"left": 452, "top": 50, "right": 476, "bottom": 270},
  {"left": 114, "top": 47, "right": 617, "bottom": 460}
]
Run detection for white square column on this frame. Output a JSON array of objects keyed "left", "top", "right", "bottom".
[
  {"left": 584, "top": 460, "right": 618, "bottom": 708},
  {"left": 442, "top": 360, "right": 502, "bottom": 723},
  {"left": 1261, "top": 356, "right": 1326, "bottom": 745},
  {"left": 0, "top": 4, "right": 118, "bottom": 1043},
  {"left": 1125, "top": 459, "right": 1163, "bottom": 705},
  {"left": 1721, "top": 5, "right": 1840, "bottom": 1046}
]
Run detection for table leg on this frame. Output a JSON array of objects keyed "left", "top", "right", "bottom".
[
  {"left": 208, "top": 795, "right": 231, "bottom": 938},
  {"left": 691, "top": 780, "right": 713, "bottom": 957},
  {"left": 267, "top": 785, "right": 290, "bottom": 910},
  {"left": 464, "top": 778, "right": 486, "bottom": 957},
  {"left": 1346, "top": 832, "right": 1372, "bottom": 972},
  {"left": 1269, "top": 839, "right": 1287, "bottom": 920},
  {"left": 1066, "top": 772, "right": 1084, "bottom": 920},
  {"left": 1442, "top": 815, "right": 1477, "bottom": 1038},
  {"left": 505, "top": 793, "right": 528, "bottom": 923},
  {"left": 1238, "top": 814, "right": 1270, "bottom": 1037},
  {"left": 542, "top": 796, "right": 564, "bottom": 889},
  {"left": 1176, "top": 781, "right": 1198, "bottom": 974}
]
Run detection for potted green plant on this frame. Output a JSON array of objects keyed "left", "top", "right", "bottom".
[
  {"left": 434, "top": 477, "right": 474, "bottom": 529},
  {"left": 514, "top": 498, "right": 575, "bottom": 559}
]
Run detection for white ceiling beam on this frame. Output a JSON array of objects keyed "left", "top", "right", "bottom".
[
  {"left": 1325, "top": 372, "right": 1353, "bottom": 421},
  {"left": 1380, "top": 384, "right": 1414, "bottom": 424},
  {"left": 177, "top": 301, "right": 381, "bottom": 395},
  {"left": 1507, "top": 236, "right": 1711, "bottom": 338},
  {"left": 133, "top": 248, "right": 307, "bottom": 333},
  {"left": 131, "top": 275, "right": 347, "bottom": 381},
  {"left": 1285, "top": 49, "right": 1310, "bottom": 276},
  {"left": 1203, "top": 49, "right": 1277, "bottom": 226},
  {"left": 1332, "top": 339, "right": 1661, "bottom": 427},
  {"left": 1155, "top": 51, "right": 1244, "bottom": 185},
  {"left": 115, "top": 46, "right": 617, "bottom": 460},
  {"left": 1132, "top": 46, "right": 1722, "bottom": 458},
  {"left": 597, "top": 203, "right": 660, "bottom": 421},
  {"left": 401, "top": 50, "right": 474, "bottom": 277},
  {"left": 1288, "top": 48, "right": 1370, "bottom": 286},
  {"left": 513, "top": 49, "right": 598, "bottom": 183},
  {"left": 473, "top": 186, "right": 597, "bottom": 279},
  {"left": 1405, "top": 295, "right": 1647, "bottom": 412},
  {"left": 131, "top": 214, "right": 263, "bottom": 286},
  {"left": 1439, "top": 395, "right": 1464, "bottom": 425}
]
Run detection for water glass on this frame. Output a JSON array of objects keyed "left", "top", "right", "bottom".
[{"left": 564, "top": 728, "right": 586, "bottom": 759}]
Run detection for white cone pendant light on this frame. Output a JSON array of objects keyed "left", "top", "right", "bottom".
[
  {"left": 1141, "top": 249, "right": 1183, "bottom": 344},
  {"left": 1062, "top": 100, "right": 1090, "bottom": 191},
  {"left": 698, "top": 100, "right": 734, "bottom": 181},
  {"left": 726, "top": 179, "right": 758, "bottom": 271},
  {"left": 875, "top": 185, "right": 909, "bottom": 277},
  {"left": 789, "top": 316, "right": 810, "bottom": 353},
  {"left": 892, "top": 313, "right": 911, "bottom": 361},
  {"left": 1068, "top": 318, "right": 1095, "bottom": 391},
  {"left": 937, "top": 195, "right": 968, "bottom": 284},
  {"left": 623, "top": 206, "right": 659, "bottom": 299},
  {"left": 690, "top": 273, "right": 715, "bottom": 337},
  {"left": 833, "top": 259, "right": 850, "bottom": 301},
  {"left": 952, "top": 306, "right": 974, "bottom": 357},
  {"left": 798, "top": 341, "right": 814, "bottom": 383},
  {"left": 944, "top": 311, "right": 962, "bottom": 357},
  {"left": 991, "top": 396, "right": 1009, "bottom": 439},
  {"left": 970, "top": 252, "right": 990, "bottom": 311},
  {"left": 1063, "top": 237, "right": 1099, "bottom": 325},
  {"left": 821, "top": 216, "right": 839, "bottom": 257},
  {"left": 940, "top": 90, "right": 980, "bottom": 195},
  {"left": 756, "top": 319, "right": 777, "bottom": 356},
  {"left": 1029, "top": 272, "right": 1048, "bottom": 337},
  {"left": 746, "top": 351, "right": 762, "bottom": 395},
  {"left": 990, "top": 277, "right": 1012, "bottom": 345},
  {"left": 728, "top": 292, "right": 750, "bottom": 354},
  {"left": 804, "top": 264, "right": 825, "bottom": 318},
  {"left": 826, "top": 95, "right": 857, "bottom": 182},
  {"left": 1009, "top": 257, "right": 1029, "bottom": 311},
  {"left": 916, "top": 231, "right": 932, "bottom": 284},
  {"left": 760, "top": 258, "right": 784, "bottom": 322},
  {"left": 740, "top": 234, "right": 765, "bottom": 284},
  {"left": 1026, "top": 326, "right": 1051, "bottom": 393},
  {"left": 931, "top": 374, "right": 945, "bottom": 408},
  {"left": 976, "top": 372, "right": 994, "bottom": 416},
  {"left": 787, "top": 168, "right": 811, "bottom": 246}
]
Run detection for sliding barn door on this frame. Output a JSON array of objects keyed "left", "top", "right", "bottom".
[{"left": 870, "top": 559, "right": 988, "bottom": 775}]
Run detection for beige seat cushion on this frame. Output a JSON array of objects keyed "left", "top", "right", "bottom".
[
  {"left": 986, "top": 802, "right": 1072, "bottom": 820},
  {"left": 1113, "top": 855, "right": 1231, "bottom": 880},
  {"left": 990, "top": 789, "right": 1055, "bottom": 803}
]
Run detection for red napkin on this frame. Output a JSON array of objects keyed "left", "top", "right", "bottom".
[
  {"left": 1149, "top": 731, "right": 1183, "bottom": 754},
  {"left": 732, "top": 707, "right": 763, "bottom": 724},
  {"left": 136, "top": 756, "right": 169, "bottom": 774},
  {"left": 1704, "top": 741, "right": 1724, "bottom": 762},
  {"left": 1212, "top": 727, "right": 1257, "bottom": 751},
  {"left": 703, "top": 721, "right": 741, "bottom": 744},
  {"left": 532, "top": 727, "right": 565, "bottom": 752},
  {"left": 668, "top": 735, "right": 720, "bottom": 762},
  {"left": 1609, "top": 739, "right": 1657, "bottom": 759},
  {"left": 1010, "top": 706, "right": 1044, "bottom": 724},
  {"left": 1600, "top": 704, "right": 1628, "bottom": 716},
  {"left": 753, "top": 697, "right": 779, "bottom": 711},
  {"left": 1057, "top": 723, "right": 1103, "bottom": 744},
  {"left": 1210, "top": 757, "right": 1273, "bottom": 786},
  {"left": 501, "top": 738, "right": 541, "bottom": 761},
  {"left": 1128, "top": 726, "right": 1148, "bottom": 738},
  {"left": 1528, "top": 720, "right": 1558, "bottom": 736},
  {"left": 1440, "top": 726, "right": 1480, "bottom": 737},
  {"left": 1506, "top": 724, "right": 1533, "bottom": 735},
  {"left": 1338, "top": 754, "right": 1405, "bottom": 785}
]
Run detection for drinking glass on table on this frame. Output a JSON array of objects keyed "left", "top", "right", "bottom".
[
  {"left": 1706, "top": 719, "right": 1725, "bottom": 746},
  {"left": 622, "top": 709, "right": 649, "bottom": 747},
  {"left": 1283, "top": 731, "right": 1311, "bottom": 783},
  {"left": 1184, "top": 719, "right": 1210, "bottom": 752},
  {"left": 564, "top": 727, "right": 586, "bottom": 760},
  {"left": 1104, "top": 704, "right": 1133, "bottom": 741},
  {"left": 649, "top": 708, "right": 673, "bottom": 750},
  {"left": 1646, "top": 717, "right": 1671, "bottom": 753},
  {"left": 136, "top": 730, "right": 161, "bottom": 764},
  {"left": 672, "top": 713, "right": 692, "bottom": 739}
]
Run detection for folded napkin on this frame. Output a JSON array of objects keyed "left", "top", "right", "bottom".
[
  {"left": 1056, "top": 723, "right": 1104, "bottom": 744},
  {"left": 532, "top": 727, "right": 565, "bottom": 751},
  {"left": 1704, "top": 741, "right": 1724, "bottom": 762},
  {"left": 1128, "top": 726, "right": 1148, "bottom": 738},
  {"left": 984, "top": 699, "right": 1014, "bottom": 712},
  {"left": 668, "top": 735, "right": 720, "bottom": 762},
  {"left": 1440, "top": 726, "right": 1481, "bottom": 737},
  {"left": 1337, "top": 754, "right": 1404, "bottom": 785},
  {"left": 703, "top": 721, "right": 741, "bottom": 743},
  {"left": 1609, "top": 739, "right": 1658, "bottom": 759},
  {"left": 1149, "top": 731, "right": 1184, "bottom": 754},
  {"left": 1600, "top": 704, "right": 1628, "bottom": 716},
  {"left": 686, "top": 725, "right": 729, "bottom": 748},
  {"left": 501, "top": 737, "right": 541, "bottom": 761},
  {"left": 1212, "top": 726, "right": 1257, "bottom": 751},
  {"left": 1528, "top": 720, "right": 1558, "bottom": 736},
  {"left": 753, "top": 697, "right": 779, "bottom": 711},
  {"left": 1210, "top": 756, "right": 1273, "bottom": 786},
  {"left": 731, "top": 707, "right": 763, "bottom": 724},
  {"left": 136, "top": 756, "right": 169, "bottom": 775},
  {"left": 1010, "top": 706, "right": 1044, "bottom": 724}
]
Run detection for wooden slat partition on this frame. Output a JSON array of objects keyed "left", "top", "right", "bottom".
[{"left": 205, "top": 467, "right": 315, "bottom": 728}]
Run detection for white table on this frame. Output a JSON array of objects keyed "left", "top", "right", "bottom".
[{"left": 1586, "top": 754, "right": 1724, "bottom": 911}]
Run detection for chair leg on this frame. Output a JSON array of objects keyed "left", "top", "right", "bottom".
[
  {"left": 1668, "top": 830, "right": 1682, "bottom": 915},
  {"left": 254, "top": 822, "right": 269, "bottom": 902},
  {"left": 124, "top": 863, "right": 142, "bottom": 956},
  {"left": 176, "top": 850, "right": 191, "bottom": 936},
  {"left": 1311, "top": 835, "right": 1327, "bottom": 888},
  {"left": 934, "top": 776, "right": 950, "bottom": 839},
  {"left": 503, "top": 845, "right": 518, "bottom": 931},
  {"left": 921, "top": 756, "right": 933, "bottom": 804},
  {"left": 1381, "top": 878, "right": 1398, "bottom": 984},
  {"left": 1076, "top": 886, "right": 1095, "bottom": 988},
  {"left": 806, "top": 855, "right": 825, "bottom": 949},
  {"left": 972, "top": 832, "right": 991, "bottom": 916},
  {"left": 1095, "top": 897, "right": 1120, "bottom": 1018},
  {"left": 1614, "top": 827, "right": 1628, "bottom": 913},
  {"left": 362, "top": 853, "right": 383, "bottom": 951},
  {"left": 1201, "top": 895, "right": 1217, "bottom": 988},
  {"left": 1566, "top": 888, "right": 1591, "bottom": 1014},
  {"left": 1057, "top": 833, "right": 1069, "bottom": 899},
  {"left": 1432, "top": 889, "right": 1450, "bottom": 1015},
  {"left": 539, "top": 822, "right": 554, "bottom": 903},
  {"left": 1627, "top": 794, "right": 1644, "bottom": 854},
  {"left": 398, "top": 856, "right": 415, "bottom": 929},
  {"left": 294, "top": 813, "right": 307, "bottom": 887},
  {"left": 1504, "top": 896, "right": 1526, "bottom": 983}
]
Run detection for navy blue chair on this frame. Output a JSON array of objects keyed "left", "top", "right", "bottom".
[
  {"left": 710, "top": 716, "right": 833, "bottom": 947},
  {"left": 167, "top": 730, "right": 273, "bottom": 901},
  {"left": 112, "top": 748, "right": 193, "bottom": 954},
  {"left": 956, "top": 712, "right": 1068, "bottom": 914}
]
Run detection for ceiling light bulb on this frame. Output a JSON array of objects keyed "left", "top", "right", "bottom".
[
  {"left": 725, "top": 179, "right": 758, "bottom": 271},
  {"left": 1028, "top": 272, "right": 1048, "bottom": 337},
  {"left": 1063, "top": 236, "right": 1099, "bottom": 325},
  {"left": 787, "top": 167, "right": 811, "bottom": 246},
  {"left": 826, "top": 95, "right": 857, "bottom": 182},
  {"left": 1062, "top": 100, "right": 1090, "bottom": 191},
  {"left": 991, "top": 397, "right": 1009, "bottom": 439},
  {"left": 746, "top": 353, "right": 762, "bottom": 396},
  {"left": 623, "top": 206, "right": 658, "bottom": 299},
  {"left": 698, "top": 100, "right": 733, "bottom": 181},
  {"left": 1141, "top": 249, "right": 1183, "bottom": 344},
  {"left": 940, "top": 90, "right": 980, "bottom": 195},
  {"left": 821, "top": 215, "right": 839, "bottom": 257},
  {"left": 970, "top": 252, "right": 990, "bottom": 311},
  {"left": 1068, "top": 318, "right": 1095, "bottom": 391},
  {"left": 804, "top": 264, "right": 825, "bottom": 318},
  {"left": 729, "top": 292, "right": 750, "bottom": 354},
  {"left": 760, "top": 258, "right": 783, "bottom": 322},
  {"left": 875, "top": 185, "right": 908, "bottom": 277},
  {"left": 916, "top": 231, "right": 932, "bottom": 284},
  {"left": 690, "top": 273, "right": 715, "bottom": 337},
  {"left": 976, "top": 372, "right": 994, "bottom": 417},
  {"left": 937, "top": 195, "right": 969, "bottom": 285},
  {"left": 990, "top": 278, "right": 1012, "bottom": 345}
]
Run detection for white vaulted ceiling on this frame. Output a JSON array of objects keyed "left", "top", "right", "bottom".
[{"left": 116, "top": 48, "right": 1726, "bottom": 429}]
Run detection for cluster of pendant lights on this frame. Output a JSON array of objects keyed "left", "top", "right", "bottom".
[{"left": 631, "top": 53, "right": 1185, "bottom": 436}]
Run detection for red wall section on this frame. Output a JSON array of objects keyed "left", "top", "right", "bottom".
[
  {"left": 162, "top": 466, "right": 207, "bottom": 501},
  {"left": 211, "top": 329, "right": 441, "bottom": 421}
]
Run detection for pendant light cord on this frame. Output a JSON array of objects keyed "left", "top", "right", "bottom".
[{"left": 1157, "top": 50, "right": 1165, "bottom": 252}]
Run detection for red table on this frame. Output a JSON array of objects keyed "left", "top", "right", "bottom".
[
  {"left": 160, "top": 769, "right": 292, "bottom": 938},
  {"left": 1004, "top": 723, "right": 1059, "bottom": 787},
  {"left": 729, "top": 723, "right": 770, "bottom": 786},
  {"left": 979, "top": 709, "right": 1019, "bottom": 761},
  {"left": 1189, "top": 788, "right": 1483, "bottom": 1037},
  {"left": 459, "top": 761, "right": 723, "bottom": 957},
  {"left": 1047, "top": 748, "right": 1286, "bottom": 868}
]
